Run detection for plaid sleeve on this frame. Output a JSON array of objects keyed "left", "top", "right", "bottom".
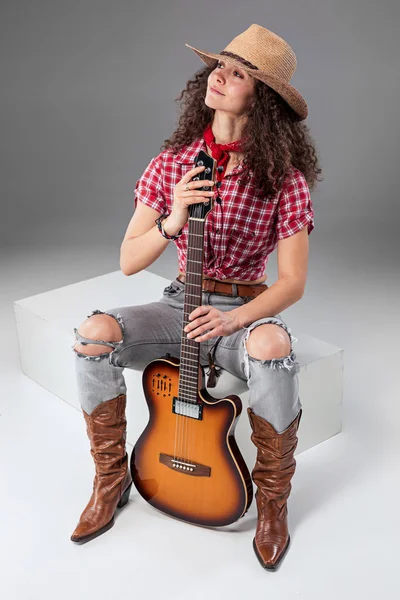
[
  {"left": 275, "top": 169, "right": 315, "bottom": 240},
  {"left": 133, "top": 154, "right": 167, "bottom": 214}
]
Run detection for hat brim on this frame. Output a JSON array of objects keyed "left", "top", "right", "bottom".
[{"left": 185, "top": 43, "right": 308, "bottom": 120}]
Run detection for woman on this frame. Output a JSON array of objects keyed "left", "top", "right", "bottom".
[{"left": 70, "top": 24, "right": 322, "bottom": 571}]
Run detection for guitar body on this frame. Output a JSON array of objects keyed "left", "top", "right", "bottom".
[
  {"left": 131, "top": 355, "right": 253, "bottom": 527},
  {"left": 131, "top": 148, "right": 253, "bottom": 527}
]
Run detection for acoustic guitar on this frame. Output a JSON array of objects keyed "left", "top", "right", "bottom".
[{"left": 130, "top": 149, "right": 253, "bottom": 527}]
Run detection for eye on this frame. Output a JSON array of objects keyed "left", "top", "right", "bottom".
[{"left": 216, "top": 61, "right": 243, "bottom": 78}]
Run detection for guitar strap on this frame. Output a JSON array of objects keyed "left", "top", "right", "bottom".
[{"left": 206, "top": 335, "right": 224, "bottom": 388}]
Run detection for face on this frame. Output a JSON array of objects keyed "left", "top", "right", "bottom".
[{"left": 205, "top": 59, "right": 255, "bottom": 115}]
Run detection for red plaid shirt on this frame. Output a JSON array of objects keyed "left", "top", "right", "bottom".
[{"left": 134, "top": 136, "right": 315, "bottom": 281}]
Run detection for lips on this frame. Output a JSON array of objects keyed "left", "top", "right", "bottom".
[{"left": 210, "top": 86, "right": 224, "bottom": 96}]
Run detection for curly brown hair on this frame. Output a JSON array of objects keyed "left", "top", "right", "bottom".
[{"left": 160, "top": 62, "right": 323, "bottom": 200}]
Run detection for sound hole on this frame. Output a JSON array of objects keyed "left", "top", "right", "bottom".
[{"left": 152, "top": 373, "right": 173, "bottom": 397}]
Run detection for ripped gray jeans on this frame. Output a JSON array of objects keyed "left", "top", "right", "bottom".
[{"left": 72, "top": 277, "right": 302, "bottom": 433}]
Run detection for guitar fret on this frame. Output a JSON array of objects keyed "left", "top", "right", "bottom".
[
  {"left": 179, "top": 362, "right": 199, "bottom": 370},
  {"left": 180, "top": 366, "right": 199, "bottom": 374},
  {"left": 180, "top": 371, "right": 198, "bottom": 382},
  {"left": 180, "top": 351, "right": 200, "bottom": 359},
  {"left": 181, "top": 371, "right": 198, "bottom": 381},
  {"left": 179, "top": 383, "right": 198, "bottom": 392},
  {"left": 178, "top": 390, "right": 198, "bottom": 398},
  {"left": 179, "top": 377, "right": 198, "bottom": 385},
  {"left": 179, "top": 380, "right": 198, "bottom": 388},
  {"left": 178, "top": 384, "right": 198, "bottom": 392},
  {"left": 179, "top": 361, "right": 200, "bottom": 371},
  {"left": 178, "top": 384, "right": 197, "bottom": 392},
  {"left": 177, "top": 392, "right": 198, "bottom": 402},
  {"left": 180, "top": 342, "right": 199, "bottom": 349},
  {"left": 181, "top": 347, "right": 199, "bottom": 354},
  {"left": 181, "top": 348, "right": 199, "bottom": 355}
]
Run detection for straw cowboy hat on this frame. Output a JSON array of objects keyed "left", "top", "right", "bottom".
[{"left": 185, "top": 23, "right": 308, "bottom": 120}]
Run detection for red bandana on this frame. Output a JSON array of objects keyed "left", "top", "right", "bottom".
[{"left": 203, "top": 123, "right": 244, "bottom": 178}]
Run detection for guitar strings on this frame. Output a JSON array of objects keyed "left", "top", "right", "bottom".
[
  {"left": 174, "top": 208, "right": 194, "bottom": 463},
  {"left": 174, "top": 166, "right": 213, "bottom": 483},
  {"left": 182, "top": 214, "right": 200, "bottom": 467},
  {"left": 186, "top": 216, "right": 201, "bottom": 470},
  {"left": 174, "top": 205, "right": 204, "bottom": 466},
  {"left": 186, "top": 212, "right": 204, "bottom": 468}
]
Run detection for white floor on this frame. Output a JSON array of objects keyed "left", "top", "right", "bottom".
[{"left": 1, "top": 232, "right": 399, "bottom": 600}]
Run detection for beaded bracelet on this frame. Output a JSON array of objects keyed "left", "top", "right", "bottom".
[{"left": 155, "top": 214, "right": 183, "bottom": 241}]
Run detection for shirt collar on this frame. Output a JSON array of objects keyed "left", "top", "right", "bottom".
[{"left": 172, "top": 136, "right": 206, "bottom": 165}]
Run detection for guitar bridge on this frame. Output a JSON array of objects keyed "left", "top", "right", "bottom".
[
  {"left": 172, "top": 397, "right": 203, "bottom": 420},
  {"left": 159, "top": 453, "right": 211, "bottom": 477}
]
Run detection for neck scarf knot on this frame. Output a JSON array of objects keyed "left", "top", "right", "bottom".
[{"left": 203, "top": 123, "right": 244, "bottom": 177}]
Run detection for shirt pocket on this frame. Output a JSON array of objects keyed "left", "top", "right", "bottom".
[{"left": 226, "top": 228, "right": 266, "bottom": 257}]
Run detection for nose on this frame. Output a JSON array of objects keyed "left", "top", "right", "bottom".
[{"left": 212, "top": 77, "right": 224, "bottom": 91}]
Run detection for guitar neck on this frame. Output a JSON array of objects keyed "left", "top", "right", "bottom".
[
  {"left": 178, "top": 148, "right": 216, "bottom": 403},
  {"left": 178, "top": 216, "right": 206, "bottom": 403}
]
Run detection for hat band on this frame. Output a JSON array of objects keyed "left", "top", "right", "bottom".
[{"left": 219, "top": 50, "right": 259, "bottom": 71}]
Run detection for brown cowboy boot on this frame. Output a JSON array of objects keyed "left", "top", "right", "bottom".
[
  {"left": 247, "top": 407, "right": 302, "bottom": 570},
  {"left": 70, "top": 394, "right": 133, "bottom": 544}
]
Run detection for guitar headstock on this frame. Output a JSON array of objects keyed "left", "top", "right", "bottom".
[{"left": 188, "top": 150, "right": 217, "bottom": 221}]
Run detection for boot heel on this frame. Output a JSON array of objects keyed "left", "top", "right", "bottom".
[{"left": 117, "top": 482, "right": 132, "bottom": 508}]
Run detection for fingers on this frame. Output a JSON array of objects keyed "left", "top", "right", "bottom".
[
  {"left": 187, "top": 327, "right": 217, "bottom": 342},
  {"left": 181, "top": 165, "right": 206, "bottom": 183},
  {"left": 181, "top": 166, "right": 215, "bottom": 191},
  {"left": 186, "top": 318, "right": 219, "bottom": 339},
  {"left": 184, "top": 189, "right": 215, "bottom": 199},
  {"left": 183, "top": 181, "right": 215, "bottom": 194},
  {"left": 174, "top": 165, "right": 216, "bottom": 213},
  {"left": 182, "top": 180, "right": 215, "bottom": 196}
]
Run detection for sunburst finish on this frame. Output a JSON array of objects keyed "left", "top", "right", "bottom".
[{"left": 131, "top": 149, "right": 253, "bottom": 527}]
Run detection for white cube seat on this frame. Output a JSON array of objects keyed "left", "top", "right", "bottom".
[{"left": 14, "top": 269, "right": 343, "bottom": 467}]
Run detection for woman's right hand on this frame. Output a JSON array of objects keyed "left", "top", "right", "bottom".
[{"left": 166, "top": 166, "right": 216, "bottom": 231}]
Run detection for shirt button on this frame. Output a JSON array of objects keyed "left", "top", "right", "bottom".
[{"left": 216, "top": 229, "right": 220, "bottom": 234}]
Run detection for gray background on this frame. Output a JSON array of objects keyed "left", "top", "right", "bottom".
[
  {"left": 2, "top": 0, "right": 399, "bottom": 366},
  {"left": 2, "top": 0, "right": 399, "bottom": 425},
  {"left": 2, "top": 1, "right": 399, "bottom": 250},
  {"left": 1, "top": 2, "right": 400, "bottom": 596}
]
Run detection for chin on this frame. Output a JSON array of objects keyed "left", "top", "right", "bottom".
[{"left": 204, "top": 94, "right": 220, "bottom": 109}]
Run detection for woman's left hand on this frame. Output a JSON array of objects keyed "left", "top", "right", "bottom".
[{"left": 183, "top": 306, "right": 241, "bottom": 342}]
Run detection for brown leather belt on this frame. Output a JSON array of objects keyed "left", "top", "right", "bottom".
[{"left": 176, "top": 274, "right": 268, "bottom": 299}]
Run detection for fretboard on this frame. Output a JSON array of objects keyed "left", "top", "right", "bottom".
[{"left": 178, "top": 217, "right": 206, "bottom": 403}]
